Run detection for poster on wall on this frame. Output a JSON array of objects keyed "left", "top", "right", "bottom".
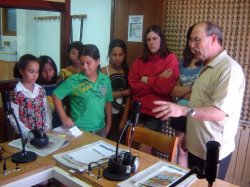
[{"left": 128, "top": 15, "right": 143, "bottom": 42}]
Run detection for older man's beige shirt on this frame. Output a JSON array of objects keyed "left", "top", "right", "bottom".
[{"left": 186, "top": 50, "right": 245, "bottom": 160}]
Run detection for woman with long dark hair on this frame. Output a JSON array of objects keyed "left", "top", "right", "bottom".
[
  {"left": 101, "top": 39, "right": 130, "bottom": 141},
  {"left": 129, "top": 25, "right": 179, "bottom": 133}
]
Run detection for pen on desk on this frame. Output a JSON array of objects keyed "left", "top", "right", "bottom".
[{"left": 93, "top": 148, "right": 106, "bottom": 157}]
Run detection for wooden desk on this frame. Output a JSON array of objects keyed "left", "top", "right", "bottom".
[{"left": 0, "top": 132, "right": 239, "bottom": 187}]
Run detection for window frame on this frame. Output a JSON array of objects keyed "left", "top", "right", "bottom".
[{"left": 2, "top": 8, "right": 16, "bottom": 36}]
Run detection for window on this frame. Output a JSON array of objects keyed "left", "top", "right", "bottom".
[{"left": 2, "top": 8, "right": 16, "bottom": 36}]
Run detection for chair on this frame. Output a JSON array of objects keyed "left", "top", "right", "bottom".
[{"left": 125, "top": 125, "right": 178, "bottom": 163}]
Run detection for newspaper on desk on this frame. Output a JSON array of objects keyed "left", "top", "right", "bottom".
[
  {"left": 8, "top": 135, "right": 69, "bottom": 157},
  {"left": 117, "top": 161, "right": 197, "bottom": 187},
  {"left": 53, "top": 140, "right": 124, "bottom": 173}
]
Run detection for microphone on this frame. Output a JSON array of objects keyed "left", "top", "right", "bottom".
[
  {"left": 168, "top": 141, "right": 221, "bottom": 187},
  {"left": 131, "top": 100, "right": 141, "bottom": 127},
  {"left": 103, "top": 101, "right": 141, "bottom": 181},
  {"left": 1, "top": 91, "right": 37, "bottom": 163},
  {"left": 205, "top": 141, "right": 221, "bottom": 185},
  {"left": 1, "top": 91, "right": 12, "bottom": 119}
]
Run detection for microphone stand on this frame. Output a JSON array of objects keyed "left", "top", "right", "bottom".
[
  {"left": 115, "top": 120, "right": 132, "bottom": 161},
  {"left": 169, "top": 167, "right": 205, "bottom": 187},
  {"left": 169, "top": 166, "right": 217, "bottom": 187},
  {"left": 103, "top": 120, "right": 133, "bottom": 181},
  {"left": 1, "top": 89, "right": 37, "bottom": 163},
  {"left": 10, "top": 108, "right": 37, "bottom": 163},
  {"left": 103, "top": 100, "right": 141, "bottom": 181}
]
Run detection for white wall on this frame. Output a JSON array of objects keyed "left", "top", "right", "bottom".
[
  {"left": 71, "top": 0, "right": 112, "bottom": 67},
  {"left": 35, "top": 11, "right": 60, "bottom": 69},
  {"left": 16, "top": 9, "right": 60, "bottom": 73},
  {"left": 1, "top": 1, "right": 112, "bottom": 69}
]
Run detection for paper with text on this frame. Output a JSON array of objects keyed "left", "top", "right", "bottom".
[
  {"left": 68, "top": 142, "right": 116, "bottom": 164},
  {"left": 53, "top": 140, "right": 123, "bottom": 172},
  {"left": 117, "top": 161, "right": 197, "bottom": 187}
]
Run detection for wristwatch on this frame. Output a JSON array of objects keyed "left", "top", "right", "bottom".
[{"left": 186, "top": 108, "right": 195, "bottom": 117}]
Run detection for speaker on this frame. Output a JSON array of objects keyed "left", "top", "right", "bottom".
[{"left": 29, "top": 129, "right": 49, "bottom": 148}]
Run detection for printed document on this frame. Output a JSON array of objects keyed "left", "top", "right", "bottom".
[
  {"left": 117, "top": 161, "right": 197, "bottom": 187},
  {"left": 53, "top": 140, "right": 124, "bottom": 172},
  {"left": 8, "top": 135, "right": 69, "bottom": 157}
]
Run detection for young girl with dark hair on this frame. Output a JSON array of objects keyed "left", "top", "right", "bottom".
[
  {"left": 10, "top": 54, "right": 52, "bottom": 138},
  {"left": 37, "top": 55, "right": 58, "bottom": 85},
  {"left": 37, "top": 55, "right": 62, "bottom": 128},
  {"left": 60, "top": 41, "right": 84, "bottom": 80},
  {"left": 53, "top": 44, "right": 113, "bottom": 137},
  {"left": 101, "top": 39, "right": 130, "bottom": 141}
]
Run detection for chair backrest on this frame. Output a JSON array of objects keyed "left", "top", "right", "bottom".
[
  {"left": 125, "top": 125, "right": 178, "bottom": 163},
  {"left": 0, "top": 79, "right": 18, "bottom": 92}
]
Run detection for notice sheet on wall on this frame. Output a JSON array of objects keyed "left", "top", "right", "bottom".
[{"left": 128, "top": 15, "right": 143, "bottom": 42}]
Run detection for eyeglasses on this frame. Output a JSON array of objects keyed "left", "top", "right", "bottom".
[
  {"left": 189, "top": 35, "right": 209, "bottom": 45},
  {"left": 189, "top": 38, "right": 202, "bottom": 45}
]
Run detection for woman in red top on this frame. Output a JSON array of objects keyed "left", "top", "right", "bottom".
[{"left": 129, "top": 25, "right": 179, "bottom": 132}]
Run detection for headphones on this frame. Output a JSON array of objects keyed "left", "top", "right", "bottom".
[
  {"left": 28, "top": 129, "right": 49, "bottom": 148},
  {"left": 106, "top": 152, "right": 139, "bottom": 176},
  {"left": 122, "top": 152, "right": 139, "bottom": 173}
]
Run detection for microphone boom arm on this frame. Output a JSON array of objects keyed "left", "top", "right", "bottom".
[
  {"left": 169, "top": 167, "right": 205, "bottom": 187},
  {"left": 10, "top": 108, "right": 26, "bottom": 154},
  {"left": 115, "top": 120, "right": 132, "bottom": 161},
  {"left": 1, "top": 90, "right": 37, "bottom": 163}
]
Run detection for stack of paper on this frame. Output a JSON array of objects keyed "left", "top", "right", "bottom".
[{"left": 53, "top": 140, "right": 120, "bottom": 172}]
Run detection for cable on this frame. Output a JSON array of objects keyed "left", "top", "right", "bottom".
[
  {"left": 1, "top": 155, "right": 21, "bottom": 175},
  {"left": 2, "top": 156, "right": 12, "bottom": 176},
  {"left": 88, "top": 161, "right": 106, "bottom": 177}
]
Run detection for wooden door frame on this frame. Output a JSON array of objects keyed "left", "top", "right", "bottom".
[{"left": 0, "top": 0, "right": 71, "bottom": 68}]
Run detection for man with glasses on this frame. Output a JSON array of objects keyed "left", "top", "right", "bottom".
[{"left": 152, "top": 21, "right": 245, "bottom": 180}]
